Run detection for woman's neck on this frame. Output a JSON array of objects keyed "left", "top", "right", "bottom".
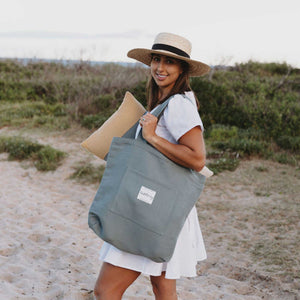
[{"left": 158, "top": 89, "right": 170, "bottom": 101}]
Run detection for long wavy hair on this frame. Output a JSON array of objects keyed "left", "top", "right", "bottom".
[{"left": 146, "top": 56, "right": 199, "bottom": 111}]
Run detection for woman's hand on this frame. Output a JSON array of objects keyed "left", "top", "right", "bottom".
[{"left": 139, "top": 113, "right": 158, "bottom": 142}]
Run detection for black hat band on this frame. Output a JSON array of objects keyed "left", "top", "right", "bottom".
[{"left": 152, "top": 43, "right": 190, "bottom": 58}]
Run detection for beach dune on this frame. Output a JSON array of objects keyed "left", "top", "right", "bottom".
[{"left": 0, "top": 128, "right": 299, "bottom": 299}]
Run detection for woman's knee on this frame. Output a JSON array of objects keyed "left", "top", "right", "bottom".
[
  {"left": 94, "top": 263, "right": 140, "bottom": 300},
  {"left": 93, "top": 284, "right": 105, "bottom": 299},
  {"left": 94, "top": 279, "right": 125, "bottom": 300},
  {"left": 150, "top": 273, "right": 177, "bottom": 299},
  {"left": 94, "top": 284, "right": 120, "bottom": 300}
]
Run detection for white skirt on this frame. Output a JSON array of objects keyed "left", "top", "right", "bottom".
[{"left": 99, "top": 206, "right": 207, "bottom": 279}]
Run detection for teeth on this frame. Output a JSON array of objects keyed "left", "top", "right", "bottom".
[{"left": 157, "top": 74, "right": 167, "bottom": 78}]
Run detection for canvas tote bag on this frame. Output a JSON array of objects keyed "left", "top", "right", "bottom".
[{"left": 88, "top": 96, "right": 206, "bottom": 262}]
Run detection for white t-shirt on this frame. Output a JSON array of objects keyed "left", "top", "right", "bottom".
[{"left": 136, "top": 91, "right": 204, "bottom": 143}]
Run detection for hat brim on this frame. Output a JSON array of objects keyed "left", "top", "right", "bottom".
[{"left": 127, "top": 48, "right": 210, "bottom": 77}]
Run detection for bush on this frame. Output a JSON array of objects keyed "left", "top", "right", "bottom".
[
  {"left": 1, "top": 59, "right": 299, "bottom": 173},
  {"left": 205, "top": 124, "right": 238, "bottom": 141},
  {"left": 207, "top": 156, "right": 239, "bottom": 174},
  {"left": 276, "top": 136, "right": 300, "bottom": 152},
  {"left": 273, "top": 153, "right": 298, "bottom": 166},
  {"left": 0, "top": 136, "right": 43, "bottom": 160},
  {"left": 32, "top": 115, "right": 70, "bottom": 130},
  {"left": 0, "top": 59, "right": 148, "bottom": 115},
  {"left": 131, "top": 80, "right": 147, "bottom": 107},
  {"left": 232, "top": 61, "right": 291, "bottom": 76},
  {"left": 0, "top": 136, "right": 66, "bottom": 170},
  {"left": 92, "top": 94, "right": 114, "bottom": 111},
  {"left": 211, "top": 139, "right": 268, "bottom": 156},
  {"left": 191, "top": 78, "right": 243, "bottom": 126},
  {"left": 69, "top": 162, "right": 105, "bottom": 184},
  {"left": 190, "top": 62, "right": 299, "bottom": 139},
  {"left": 0, "top": 101, "right": 68, "bottom": 127},
  {"left": 33, "top": 146, "right": 66, "bottom": 171},
  {"left": 80, "top": 114, "right": 108, "bottom": 129}
]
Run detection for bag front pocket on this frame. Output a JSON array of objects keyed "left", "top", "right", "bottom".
[{"left": 110, "top": 168, "right": 178, "bottom": 235}]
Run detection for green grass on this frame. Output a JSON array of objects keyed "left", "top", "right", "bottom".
[
  {"left": 33, "top": 145, "right": 66, "bottom": 171},
  {"left": 207, "top": 156, "right": 240, "bottom": 174},
  {"left": 0, "top": 135, "right": 66, "bottom": 171},
  {"left": 0, "top": 101, "right": 70, "bottom": 129},
  {"left": 205, "top": 124, "right": 299, "bottom": 175},
  {"left": 69, "top": 161, "right": 105, "bottom": 184},
  {"left": 254, "top": 165, "right": 269, "bottom": 172}
]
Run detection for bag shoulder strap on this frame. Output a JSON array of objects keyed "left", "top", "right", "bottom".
[
  {"left": 122, "top": 95, "right": 174, "bottom": 140},
  {"left": 150, "top": 96, "right": 173, "bottom": 119}
]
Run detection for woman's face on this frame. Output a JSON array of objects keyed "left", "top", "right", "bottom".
[{"left": 150, "top": 54, "right": 183, "bottom": 95}]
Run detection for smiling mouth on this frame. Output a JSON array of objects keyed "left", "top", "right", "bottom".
[{"left": 156, "top": 73, "right": 167, "bottom": 80}]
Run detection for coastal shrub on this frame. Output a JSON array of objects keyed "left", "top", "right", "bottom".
[
  {"left": 0, "top": 101, "right": 69, "bottom": 128},
  {"left": 190, "top": 61, "right": 299, "bottom": 139},
  {"left": 0, "top": 136, "right": 66, "bottom": 170},
  {"left": 191, "top": 78, "right": 243, "bottom": 126},
  {"left": 32, "top": 115, "right": 70, "bottom": 130},
  {"left": 207, "top": 156, "right": 239, "bottom": 174},
  {"left": 237, "top": 128, "right": 265, "bottom": 140},
  {"left": 0, "top": 136, "right": 43, "bottom": 160},
  {"left": 205, "top": 124, "right": 238, "bottom": 141},
  {"left": 80, "top": 114, "right": 108, "bottom": 129},
  {"left": 69, "top": 162, "right": 105, "bottom": 184},
  {"left": 33, "top": 146, "right": 66, "bottom": 171},
  {"left": 0, "top": 59, "right": 148, "bottom": 110},
  {"left": 273, "top": 153, "right": 298, "bottom": 166},
  {"left": 1, "top": 59, "right": 299, "bottom": 171},
  {"left": 131, "top": 80, "right": 147, "bottom": 107},
  {"left": 0, "top": 102, "right": 66, "bottom": 119},
  {"left": 211, "top": 139, "right": 268, "bottom": 157},
  {"left": 232, "top": 61, "right": 291, "bottom": 76},
  {"left": 92, "top": 94, "right": 114, "bottom": 111},
  {"left": 276, "top": 135, "right": 300, "bottom": 152}
]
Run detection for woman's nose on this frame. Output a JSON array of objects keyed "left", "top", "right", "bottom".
[{"left": 157, "top": 61, "right": 164, "bottom": 71}]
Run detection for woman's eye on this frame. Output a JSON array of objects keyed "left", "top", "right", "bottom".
[
  {"left": 166, "top": 59, "right": 174, "bottom": 64},
  {"left": 153, "top": 56, "right": 160, "bottom": 62}
]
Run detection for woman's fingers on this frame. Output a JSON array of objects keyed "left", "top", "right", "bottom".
[
  {"left": 139, "top": 113, "right": 157, "bottom": 126},
  {"left": 139, "top": 113, "right": 158, "bottom": 140}
]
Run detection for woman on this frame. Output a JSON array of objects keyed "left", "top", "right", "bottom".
[{"left": 94, "top": 32, "right": 211, "bottom": 300}]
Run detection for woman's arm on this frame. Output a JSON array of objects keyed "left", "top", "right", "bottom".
[{"left": 140, "top": 113, "right": 206, "bottom": 172}]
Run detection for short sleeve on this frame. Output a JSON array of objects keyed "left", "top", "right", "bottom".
[{"left": 163, "top": 94, "right": 204, "bottom": 142}]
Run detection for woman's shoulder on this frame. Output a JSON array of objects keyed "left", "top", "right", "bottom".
[
  {"left": 167, "top": 91, "right": 198, "bottom": 112},
  {"left": 162, "top": 91, "right": 204, "bottom": 140}
]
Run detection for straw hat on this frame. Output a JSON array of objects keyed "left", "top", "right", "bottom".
[{"left": 127, "top": 32, "right": 210, "bottom": 76}]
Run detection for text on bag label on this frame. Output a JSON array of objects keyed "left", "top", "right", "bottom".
[{"left": 137, "top": 186, "right": 156, "bottom": 205}]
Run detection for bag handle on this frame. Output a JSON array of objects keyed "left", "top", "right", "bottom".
[
  {"left": 122, "top": 95, "right": 173, "bottom": 141},
  {"left": 150, "top": 97, "right": 173, "bottom": 119},
  {"left": 137, "top": 96, "right": 173, "bottom": 141}
]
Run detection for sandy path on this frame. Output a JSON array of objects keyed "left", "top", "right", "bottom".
[{"left": 0, "top": 127, "right": 299, "bottom": 299}]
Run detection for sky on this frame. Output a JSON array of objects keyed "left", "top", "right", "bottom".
[{"left": 0, "top": 0, "right": 299, "bottom": 67}]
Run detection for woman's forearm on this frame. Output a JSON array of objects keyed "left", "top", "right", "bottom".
[{"left": 146, "top": 133, "right": 206, "bottom": 172}]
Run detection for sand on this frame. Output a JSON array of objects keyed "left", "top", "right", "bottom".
[{"left": 0, "top": 126, "right": 299, "bottom": 300}]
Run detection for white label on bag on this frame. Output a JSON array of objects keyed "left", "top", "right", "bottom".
[{"left": 137, "top": 186, "right": 156, "bottom": 205}]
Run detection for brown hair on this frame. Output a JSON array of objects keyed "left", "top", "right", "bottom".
[{"left": 146, "top": 56, "right": 199, "bottom": 111}]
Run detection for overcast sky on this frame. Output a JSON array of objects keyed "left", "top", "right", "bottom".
[{"left": 0, "top": 0, "right": 299, "bottom": 67}]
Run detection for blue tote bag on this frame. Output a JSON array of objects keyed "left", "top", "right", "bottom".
[{"left": 88, "top": 97, "right": 206, "bottom": 262}]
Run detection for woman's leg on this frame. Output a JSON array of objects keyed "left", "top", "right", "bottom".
[
  {"left": 150, "top": 272, "right": 178, "bottom": 300},
  {"left": 94, "top": 262, "right": 141, "bottom": 300}
]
